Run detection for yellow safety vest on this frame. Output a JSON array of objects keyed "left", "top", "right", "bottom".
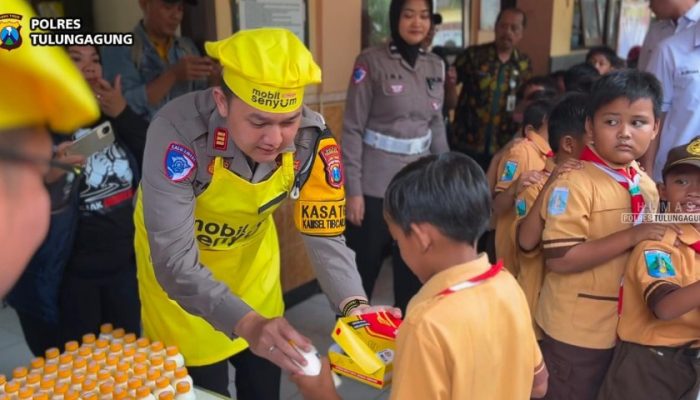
[{"left": 133, "top": 153, "right": 294, "bottom": 366}]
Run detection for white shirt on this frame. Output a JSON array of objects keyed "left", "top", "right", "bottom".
[
  {"left": 648, "top": 23, "right": 700, "bottom": 182},
  {"left": 639, "top": 1, "right": 700, "bottom": 72}
]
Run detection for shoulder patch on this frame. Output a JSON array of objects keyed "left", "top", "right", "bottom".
[
  {"left": 500, "top": 160, "right": 518, "bottom": 182},
  {"left": 548, "top": 187, "right": 569, "bottom": 216},
  {"left": 644, "top": 250, "right": 676, "bottom": 278},
  {"left": 352, "top": 65, "right": 368, "bottom": 84},
  {"left": 516, "top": 198, "right": 527, "bottom": 217},
  {"left": 319, "top": 144, "right": 344, "bottom": 189},
  {"left": 164, "top": 142, "right": 196, "bottom": 182}
]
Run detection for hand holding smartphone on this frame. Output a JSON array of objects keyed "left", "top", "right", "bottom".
[{"left": 66, "top": 121, "right": 115, "bottom": 157}]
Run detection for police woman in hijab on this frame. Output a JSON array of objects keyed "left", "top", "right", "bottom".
[{"left": 341, "top": 0, "right": 449, "bottom": 312}]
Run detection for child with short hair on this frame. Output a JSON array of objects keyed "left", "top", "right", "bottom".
[
  {"left": 537, "top": 70, "right": 666, "bottom": 399},
  {"left": 292, "top": 153, "right": 548, "bottom": 399},
  {"left": 493, "top": 98, "right": 556, "bottom": 275},
  {"left": 514, "top": 92, "right": 589, "bottom": 334},
  {"left": 598, "top": 138, "right": 700, "bottom": 400}
]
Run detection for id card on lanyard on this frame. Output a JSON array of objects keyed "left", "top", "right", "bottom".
[{"left": 437, "top": 261, "right": 504, "bottom": 297}]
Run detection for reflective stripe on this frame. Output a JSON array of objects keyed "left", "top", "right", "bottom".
[{"left": 363, "top": 129, "right": 432, "bottom": 155}]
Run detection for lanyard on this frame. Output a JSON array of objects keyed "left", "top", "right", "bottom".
[{"left": 437, "top": 260, "right": 504, "bottom": 297}]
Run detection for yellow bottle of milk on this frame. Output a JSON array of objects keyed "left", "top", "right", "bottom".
[{"left": 98, "top": 324, "right": 114, "bottom": 342}]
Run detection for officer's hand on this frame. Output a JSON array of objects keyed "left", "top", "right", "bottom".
[
  {"left": 290, "top": 357, "right": 342, "bottom": 400},
  {"left": 171, "top": 56, "right": 214, "bottom": 82},
  {"left": 45, "top": 142, "right": 86, "bottom": 184},
  {"left": 94, "top": 75, "right": 127, "bottom": 118},
  {"left": 348, "top": 304, "right": 402, "bottom": 319},
  {"left": 234, "top": 312, "right": 311, "bottom": 373},
  {"left": 629, "top": 223, "right": 682, "bottom": 246},
  {"left": 346, "top": 196, "right": 365, "bottom": 227}
]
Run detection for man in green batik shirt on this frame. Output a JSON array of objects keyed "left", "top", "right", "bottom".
[{"left": 451, "top": 7, "right": 532, "bottom": 169}]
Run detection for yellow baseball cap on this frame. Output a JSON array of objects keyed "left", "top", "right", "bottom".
[
  {"left": 205, "top": 28, "right": 321, "bottom": 113},
  {"left": 0, "top": 0, "right": 99, "bottom": 133}
]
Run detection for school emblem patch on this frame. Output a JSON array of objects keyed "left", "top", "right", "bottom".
[
  {"left": 352, "top": 65, "right": 367, "bottom": 84},
  {"left": 516, "top": 198, "right": 527, "bottom": 217},
  {"left": 500, "top": 161, "right": 518, "bottom": 182},
  {"left": 548, "top": 187, "right": 569, "bottom": 216},
  {"left": 319, "top": 144, "right": 344, "bottom": 189},
  {"left": 164, "top": 143, "right": 196, "bottom": 182},
  {"left": 644, "top": 250, "right": 676, "bottom": 278}
]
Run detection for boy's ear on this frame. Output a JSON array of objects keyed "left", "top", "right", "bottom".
[
  {"left": 523, "top": 124, "right": 536, "bottom": 136},
  {"left": 560, "top": 135, "right": 574, "bottom": 154},
  {"left": 651, "top": 117, "right": 661, "bottom": 141},
  {"left": 410, "top": 223, "right": 432, "bottom": 253}
]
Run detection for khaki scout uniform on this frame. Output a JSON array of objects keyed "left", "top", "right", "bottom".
[
  {"left": 494, "top": 132, "right": 552, "bottom": 276},
  {"left": 134, "top": 88, "right": 365, "bottom": 366},
  {"left": 390, "top": 255, "right": 544, "bottom": 400},
  {"left": 342, "top": 43, "right": 449, "bottom": 199},
  {"left": 537, "top": 160, "right": 658, "bottom": 349},
  {"left": 598, "top": 225, "right": 700, "bottom": 400},
  {"left": 513, "top": 158, "right": 556, "bottom": 338}
]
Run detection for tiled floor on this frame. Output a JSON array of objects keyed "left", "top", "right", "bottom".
[{"left": 0, "top": 259, "right": 395, "bottom": 400}]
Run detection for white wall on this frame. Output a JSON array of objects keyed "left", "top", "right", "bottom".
[{"left": 93, "top": 0, "right": 142, "bottom": 33}]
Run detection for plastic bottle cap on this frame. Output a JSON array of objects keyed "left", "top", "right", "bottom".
[
  {"left": 93, "top": 352, "right": 106, "bottom": 362},
  {"left": 87, "top": 362, "right": 99, "bottom": 374},
  {"left": 82, "top": 393, "right": 98, "bottom": 400},
  {"left": 58, "top": 354, "right": 72, "bottom": 365},
  {"left": 95, "top": 340, "right": 109, "bottom": 350},
  {"left": 33, "top": 393, "right": 49, "bottom": 400},
  {"left": 113, "top": 388, "right": 127, "bottom": 400},
  {"left": 155, "top": 378, "right": 169, "bottom": 389},
  {"left": 133, "top": 364, "right": 147, "bottom": 376},
  {"left": 123, "top": 348, "right": 136, "bottom": 358},
  {"left": 116, "top": 362, "right": 130, "bottom": 373},
  {"left": 173, "top": 368, "right": 188, "bottom": 380},
  {"left": 97, "top": 370, "right": 111, "bottom": 382},
  {"left": 57, "top": 368, "right": 71, "bottom": 380},
  {"left": 164, "top": 346, "right": 179, "bottom": 357},
  {"left": 53, "top": 383, "right": 68, "bottom": 395},
  {"left": 127, "top": 379, "right": 142, "bottom": 390},
  {"left": 133, "top": 353, "right": 147, "bottom": 364},
  {"left": 163, "top": 361, "right": 176, "bottom": 372},
  {"left": 158, "top": 392, "right": 174, "bottom": 400},
  {"left": 64, "top": 390, "right": 79, "bottom": 400},
  {"left": 65, "top": 341, "right": 79, "bottom": 353},
  {"left": 5, "top": 380, "right": 20, "bottom": 392},
  {"left": 19, "top": 387, "right": 34, "bottom": 399},
  {"left": 40, "top": 378, "right": 55, "bottom": 390},
  {"left": 99, "top": 383, "right": 114, "bottom": 395},
  {"left": 175, "top": 382, "right": 190, "bottom": 394},
  {"left": 150, "top": 342, "right": 164, "bottom": 353},
  {"left": 146, "top": 369, "right": 160, "bottom": 381},
  {"left": 99, "top": 324, "right": 113, "bottom": 335},
  {"left": 70, "top": 374, "right": 85, "bottom": 385},
  {"left": 136, "top": 338, "right": 150, "bottom": 349},
  {"left": 149, "top": 357, "right": 163, "bottom": 368},
  {"left": 43, "top": 364, "right": 58, "bottom": 374},
  {"left": 112, "top": 329, "right": 125, "bottom": 339},
  {"left": 109, "top": 343, "right": 123, "bottom": 353},
  {"left": 30, "top": 358, "right": 45, "bottom": 370},
  {"left": 27, "top": 373, "right": 41, "bottom": 384},
  {"left": 136, "top": 387, "right": 150, "bottom": 399},
  {"left": 45, "top": 348, "right": 60, "bottom": 360},
  {"left": 78, "top": 347, "right": 92, "bottom": 359},
  {"left": 82, "top": 380, "right": 96, "bottom": 391},
  {"left": 106, "top": 356, "right": 119, "bottom": 367},
  {"left": 114, "top": 372, "right": 128, "bottom": 384},
  {"left": 73, "top": 357, "right": 87, "bottom": 369},
  {"left": 82, "top": 333, "right": 96, "bottom": 345},
  {"left": 124, "top": 334, "right": 137, "bottom": 344},
  {"left": 13, "top": 367, "right": 28, "bottom": 379}
]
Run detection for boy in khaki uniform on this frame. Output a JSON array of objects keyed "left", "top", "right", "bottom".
[
  {"left": 598, "top": 138, "right": 700, "bottom": 400},
  {"left": 537, "top": 70, "right": 667, "bottom": 400},
  {"left": 514, "top": 93, "right": 589, "bottom": 335},
  {"left": 493, "top": 99, "right": 555, "bottom": 275},
  {"left": 293, "top": 153, "right": 548, "bottom": 399}
]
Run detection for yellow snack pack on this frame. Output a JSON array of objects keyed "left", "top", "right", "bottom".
[{"left": 328, "top": 312, "right": 402, "bottom": 389}]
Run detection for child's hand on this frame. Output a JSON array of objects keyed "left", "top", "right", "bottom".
[
  {"left": 515, "top": 170, "right": 546, "bottom": 195},
  {"left": 629, "top": 223, "right": 682, "bottom": 246},
  {"left": 290, "top": 357, "right": 342, "bottom": 400},
  {"left": 547, "top": 159, "right": 583, "bottom": 184}
]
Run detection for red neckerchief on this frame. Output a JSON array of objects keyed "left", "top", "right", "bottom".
[
  {"left": 689, "top": 242, "right": 700, "bottom": 253},
  {"left": 437, "top": 261, "right": 503, "bottom": 297},
  {"left": 579, "top": 146, "right": 645, "bottom": 223}
]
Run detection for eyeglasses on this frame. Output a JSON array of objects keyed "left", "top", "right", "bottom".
[{"left": 0, "top": 148, "right": 83, "bottom": 214}]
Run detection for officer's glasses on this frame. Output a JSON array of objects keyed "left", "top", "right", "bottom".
[{"left": 0, "top": 148, "right": 83, "bottom": 214}]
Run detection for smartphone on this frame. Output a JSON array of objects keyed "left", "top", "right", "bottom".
[{"left": 66, "top": 121, "right": 115, "bottom": 157}]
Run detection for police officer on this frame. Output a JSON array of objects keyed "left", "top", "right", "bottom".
[
  {"left": 342, "top": 0, "right": 449, "bottom": 312},
  {"left": 134, "top": 28, "right": 394, "bottom": 399},
  {"left": 0, "top": 0, "right": 99, "bottom": 297}
]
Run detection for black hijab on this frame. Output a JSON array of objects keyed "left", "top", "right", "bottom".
[{"left": 389, "top": 0, "right": 432, "bottom": 68}]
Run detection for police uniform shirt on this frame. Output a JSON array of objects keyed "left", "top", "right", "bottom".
[
  {"left": 390, "top": 254, "right": 543, "bottom": 400},
  {"left": 140, "top": 88, "right": 365, "bottom": 337},
  {"left": 493, "top": 132, "right": 552, "bottom": 276},
  {"left": 639, "top": 1, "right": 700, "bottom": 72},
  {"left": 618, "top": 224, "right": 700, "bottom": 348},
  {"left": 648, "top": 22, "right": 700, "bottom": 182},
  {"left": 536, "top": 161, "right": 658, "bottom": 349},
  {"left": 342, "top": 43, "right": 449, "bottom": 199}
]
